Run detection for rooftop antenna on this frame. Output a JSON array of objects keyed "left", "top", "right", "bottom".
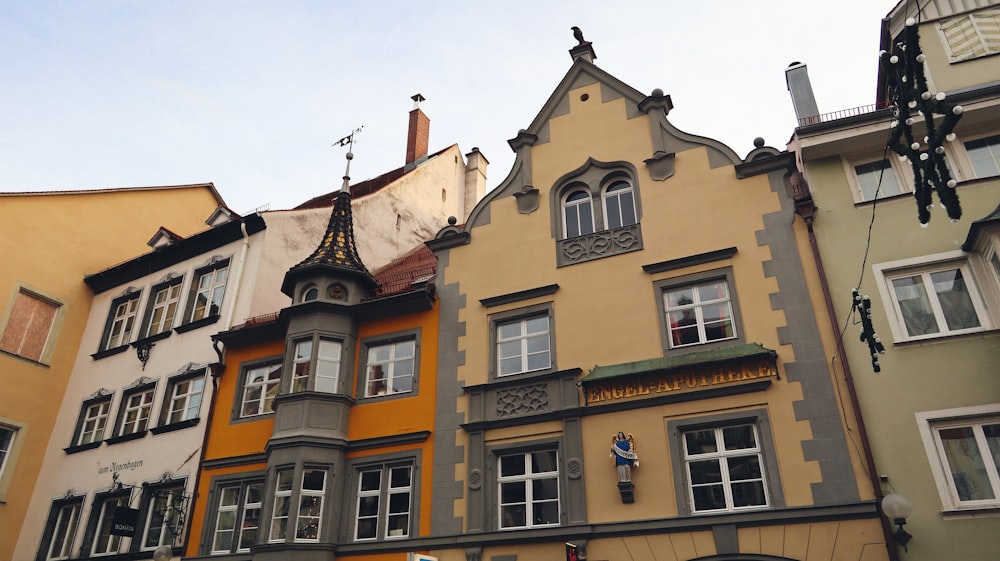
[{"left": 333, "top": 126, "right": 363, "bottom": 192}]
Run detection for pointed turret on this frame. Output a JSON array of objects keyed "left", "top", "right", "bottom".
[{"left": 281, "top": 131, "right": 379, "bottom": 300}]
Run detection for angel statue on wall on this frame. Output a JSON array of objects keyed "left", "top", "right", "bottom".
[{"left": 610, "top": 432, "right": 638, "bottom": 483}]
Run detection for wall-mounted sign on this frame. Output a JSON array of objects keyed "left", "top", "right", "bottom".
[
  {"left": 111, "top": 506, "right": 140, "bottom": 537},
  {"left": 585, "top": 359, "right": 776, "bottom": 405},
  {"left": 97, "top": 458, "right": 144, "bottom": 476}
]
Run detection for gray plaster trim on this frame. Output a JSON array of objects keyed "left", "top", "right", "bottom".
[
  {"left": 755, "top": 167, "right": 860, "bottom": 504},
  {"left": 493, "top": 556, "right": 517, "bottom": 561},
  {"left": 712, "top": 523, "right": 739, "bottom": 555},
  {"left": 430, "top": 247, "right": 467, "bottom": 535},
  {"left": 480, "top": 284, "right": 559, "bottom": 308},
  {"left": 666, "top": 408, "right": 785, "bottom": 516},
  {"left": 328, "top": 502, "right": 879, "bottom": 553},
  {"left": 346, "top": 431, "right": 431, "bottom": 451},
  {"left": 642, "top": 247, "right": 738, "bottom": 274},
  {"left": 202, "top": 452, "right": 268, "bottom": 469},
  {"left": 647, "top": 109, "right": 742, "bottom": 168}
]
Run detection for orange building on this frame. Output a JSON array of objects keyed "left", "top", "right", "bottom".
[{"left": 184, "top": 186, "right": 440, "bottom": 561}]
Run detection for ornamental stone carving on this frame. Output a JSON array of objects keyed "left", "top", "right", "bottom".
[
  {"left": 496, "top": 383, "right": 549, "bottom": 417},
  {"left": 567, "top": 457, "right": 583, "bottom": 479},
  {"left": 468, "top": 468, "right": 483, "bottom": 490},
  {"left": 557, "top": 224, "right": 643, "bottom": 267}
]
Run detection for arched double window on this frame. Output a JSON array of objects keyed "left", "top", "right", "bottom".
[{"left": 560, "top": 179, "right": 637, "bottom": 238}]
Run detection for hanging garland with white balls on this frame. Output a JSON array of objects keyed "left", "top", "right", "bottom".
[{"left": 880, "top": 17, "right": 964, "bottom": 225}]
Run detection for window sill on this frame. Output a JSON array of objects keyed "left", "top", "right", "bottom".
[
  {"left": 358, "top": 389, "right": 416, "bottom": 402},
  {"left": 892, "top": 326, "right": 1000, "bottom": 347},
  {"left": 131, "top": 331, "right": 172, "bottom": 348},
  {"left": 851, "top": 191, "right": 912, "bottom": 206},
  {"left": 0, "top": 348, "right": 50, "bottom": 366},
  {"left": 941, "top": 505, "right": 1000, "bottom": 519},
  {"left": 91, "top": 344, "right": 130, "bottom": 360},
  {"left": 175, "top": 314, "right": 221, "bottom": 334},
  {"left": 64, "top": 441, "right": 102, "bottom": 454},
  {"left": 106, "top": 430, "right": 148, "bottom": 445},
  {"left": 150, "top": 417, "right": 200, "bottom": 434}
]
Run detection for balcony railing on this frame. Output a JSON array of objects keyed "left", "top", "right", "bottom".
[{"left": 797, "top": 104, "right": 882, "bottom": 126}]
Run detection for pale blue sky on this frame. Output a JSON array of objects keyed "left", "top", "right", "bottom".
[{"left": 1, "top": 1, "right": 898, "bottom": 213}]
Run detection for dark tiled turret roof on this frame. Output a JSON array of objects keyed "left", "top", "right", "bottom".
[{"left": 282, "top": 190, "right": 377, "bottom": 295}]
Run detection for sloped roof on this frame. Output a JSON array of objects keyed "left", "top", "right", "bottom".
[
  {"left": 0, "top": 182, "right": 227, "bottom": 207},
  {"left": 294, "top": 145, "right": 455, "bottom": 210},
  {"left": 369, "top": 245, "right": 436, "bottom": 299}
]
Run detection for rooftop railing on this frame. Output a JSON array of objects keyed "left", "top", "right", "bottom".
[{"left": 797, "top": 103, "right": 883, "bottom": 126}]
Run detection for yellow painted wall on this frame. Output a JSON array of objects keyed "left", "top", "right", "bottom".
[{"left": 0, "top": 185, "right": 223, "bottom": 561}]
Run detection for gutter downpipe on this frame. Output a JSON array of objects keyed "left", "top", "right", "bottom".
[
  {"left": 795, "top": 186, "right": 898, "bottom": 561},
  {"left": 182, "top": 219, "right": 249, "bottom": 554}
]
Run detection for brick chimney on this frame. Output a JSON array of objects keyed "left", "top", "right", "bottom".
[{"left": 405, "top": 93, "right": 429, "bottom": 169}]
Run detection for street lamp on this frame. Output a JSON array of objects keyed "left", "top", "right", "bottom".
[{"left": 881, "top": 493, "right": 913, "bottom": 552}]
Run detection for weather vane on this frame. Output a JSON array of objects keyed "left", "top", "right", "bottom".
[{"left": 333, "top": 126, "right": 363, "bottom": 191}]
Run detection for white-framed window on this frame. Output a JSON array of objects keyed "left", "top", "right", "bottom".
[
  {"left": 295, "top": 469, "right": 326, "bottom": 541},
  {"left": 664, "top": 280, "right": 737, "bottom": 348},
  {"left": 562, "top": 189, "right": 594, "bottom": 238},
  {"left": 364, "top": 340, "right": 416, "bottom": 397},
  {"left": 146, "top": 283, "right": 182, "bottom": 337},
  {"left": 78, "top": 400, "right": 111, "bottom": 445},
  {"left": 91, "top": 495, "right": 127, "bottom": 556},
  {"left": 269, "top": 468, "right": 294, "bottom": 543},
  {"left": 496, "top": 316, "right": 551, "bottom": 377},
  {"left": 354, "top": 464, "right": 412, "bottom": 541},
  {"left": 917, "top": 404, "right": 1000, "bottom": 511},
  {"left": 938, "top": 7, "right": 1000, "bottom": 62},
  {"left": 141, "top": 484, "right": 185, "bottom": 550},
  {"left": 239, "top": 361, "right": 282, "bottom": 418},
  {"left": 211, "top": 480, "right": 263, "bottom": 554},
  {"left": 602, "top": 180, "right": 637, "bottom": 229},
  {"left": 0, "top": 287, "right": 61, "bottom": 363},
  {"left": 164, "top": 375, "right": 205, "bottom": 425},
  {"left": 964, "top": 133, "right": 1000, "bottom": 178},
  {"left": 0, "top": 426, "right": 13, "bottom": 480},
  {"left": 190, "top": 263, "right": 229, "bottom": 322},
  {"left": 497, "top": 450, "right": 560, "bottom": 529},
  {"left": 885, "top": 262, "right": 986, "bottom": 340},
  {"left": 290, "top": 337, "right": 342, "bottom": 393},
  {"left": 120, "top": 388, "right": 155, "bottom": 436},
  {"left": 845, "top": 155, "right": 908, "bottom": 203},
  {"left": 682, "top": 424, "right": 769, "bottom": 513},
  {"left": 44, "top": 500, "right": 82, "bottom": 561},
  {"left": 104, "top": 294, "right": 141, "bottom": 350}
]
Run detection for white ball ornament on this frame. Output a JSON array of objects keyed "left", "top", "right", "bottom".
[
  {"left": 920, "top": 153, "right": 929, "bottom": 161},
  {"left": 906, "top": 17, "right": 915, "bottom": 26},
  {"left": 936, "top": 92, "right": 946, "bottom": 101},
  {"left": 890, "top": 55, "right": 899, "bottom": 64},
  {"left": 911, "top": 142, "right": 921, "bottom": 150},
  {"left": 916, "top": 54, "right": 925, "bottom": 63},
  {"left": 953, "top": 105, "right": 964, "bottom": 115},
  {"left": 946, "top": 133, "right": 956, "bottom": 142},
  {"left": 947, "top": 179, "right": 957, "bottom": 188}
]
